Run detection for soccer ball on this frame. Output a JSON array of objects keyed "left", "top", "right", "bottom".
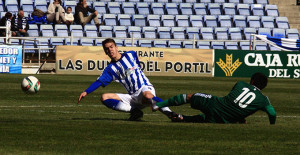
[{"left": 21, "top": 76, "right": 40, "bottom": 94}]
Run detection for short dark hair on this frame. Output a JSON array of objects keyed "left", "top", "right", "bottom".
[
  {"left": 250, "top": 72, "right": 268, "bottom": 90},
  {"left": 67, "top": 6, "right": 72, "bottom": 10},
  {"left": 102, "top": 38, "right": 116, "bottom": 47},
  {"left": 5, "top": 12, "right": 12, "bottom": 19}
]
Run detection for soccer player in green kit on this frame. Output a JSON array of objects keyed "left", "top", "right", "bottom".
[{"left": 154, "top": 72, "right": 276, "bottom": 124}]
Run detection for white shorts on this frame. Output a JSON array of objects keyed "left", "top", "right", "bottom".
[{"left": 116, "top": 85, "right": 156, "bottom": 110}]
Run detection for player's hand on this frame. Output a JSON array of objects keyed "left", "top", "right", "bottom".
[{"left": 77, "top": 92, "right": 87, "bottom": 104}]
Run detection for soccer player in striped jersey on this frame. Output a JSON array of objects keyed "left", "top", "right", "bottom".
[
  {"left": 154, "top": 72, "right": 276, "bottom": 124},
  {"left": 78, "top": 38, "right": 173, "bottom": 121}
]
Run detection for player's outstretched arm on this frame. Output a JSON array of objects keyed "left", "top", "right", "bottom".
[{"left": 77, "top": 92, "right": 87, "bottom": 104}]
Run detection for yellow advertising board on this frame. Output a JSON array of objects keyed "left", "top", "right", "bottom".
[{"left": 56, "top": 46, "right": 213, "bottom": 77}]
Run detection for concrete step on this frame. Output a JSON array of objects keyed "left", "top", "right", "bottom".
[
  {"left": 289, "top": 18, "right": 300, "bottom": 24},
  {"left": 269, "top": 0, "right": 297, "bottom": 5},
  {"left": 280, "top": 12, "right": 300, "bottom": 18}
]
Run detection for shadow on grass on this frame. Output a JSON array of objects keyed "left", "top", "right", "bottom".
[{"left": 71, "top": 117, "right": 146, "bottom": 122}]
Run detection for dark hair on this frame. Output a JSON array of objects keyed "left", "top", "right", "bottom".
[
  {"left": 250, "top": 72, "right": 268, "bottom": 90},
  {"left": 5, "top": 12, "right": 12, "bottom": 19},
  {"left": 54, "top": 0, "right": 61, "bottom": 5},
  {"left": 102, "top": 38, "right": 116, "bottom": 47},
  {"left": 67, "top": 6, "right": 72, "bottom": 10}
]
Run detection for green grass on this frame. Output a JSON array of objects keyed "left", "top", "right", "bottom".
[{"left": 0, "top": 74, "right": 299, "bottom": 154}]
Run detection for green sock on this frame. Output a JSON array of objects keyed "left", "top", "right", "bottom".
[{"left": 156, "top": 94, "right": 187, "bottom": 108}]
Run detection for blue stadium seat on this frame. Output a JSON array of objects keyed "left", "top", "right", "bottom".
[
  {"left": 234, "top": 15, "right": 247, "bottom": 28},
  {"left": 64, "top": 1, "right": 76, "bottom": 13},
  {"left": 128, "top": 26, "right": 142, "bottom": 39},
  {"left": 118, "top": 14, "right": 132, "bottom": 26},
  {"left": 228, "top": 0, "right": 240, "bottom": 3},
  {"left": 204, "top": 15, "right": 218, "bottom": 27},
  {"left": 143, "top": 27, "right": 156, "bottom": 39},
  {"left": 34, "top": 0, "right": 47, "bottom": 13},
  {"left": 138, "top": 40, "right": 152, "bottom": 47},
  {"left": 9, "top": 39, "right": 20, "bottom": 45},
  {"left": 157, "top": 0, "right": 169, "bottom": 3},
  {"left": 186, "top": 0, "right": 197, "bottom": 3},
  {"left": 151, "top": 3, "right": 164, "bottom": 15},
  {"left": 272, "top": 28, "right": 286, "bottom": 38},
  {"left": 55, "top": 24, "right": 69, "bottom": 37},
  {"left": 133, "top": 15, "right": 146, "bottom": 27},
  {"left": 122, "top": 2, "right": 136, "bottom": 14},
  {"left": 114, "top": 26, "right": 128, "bottom": 38},
  {"left": 137, "top": 3, "right": 150, "bottom": 15},
  {"left": 251, "top": 4, "right": 264, "bottom": 16},
  {"left": 258, "top": 28, "right": 271, "bottom": 37},
  {"left": 21, "top": 0, "right": 34, "bottom": 13},
  {"left": 225, "top": 42, "right": 239, "bottom": 50},
  {"left": 186, "top": 27, "right": 200, "bottom": 39},
  {"left": 168, "top": 41, "right": 182, "bottom": 48},
  {"left": 218, "top": 15, "right": 232, "bottom": 27},
  {"left": 166, "top": 3, "right": 179, "bottom": 15},
  {"left": 183, "top": 41, "right": 194, "bottom": 49},
  {"left": 243, "top": 0, "right": 255, "bottom": 4},
  {"left": 276, "top": 17, "right": 289, "bottom": 29},
  {"left": 114, "top": 39, "right": 124, "bottom": 47},
  {"left": 127, "top": 0, "right": 140, "bottom": 2},
  {"left": 144, "top": 0, "right": 155, "bottom": 3},
  {"left": 190, "top": 15, "right": 204, "bottom": 27},
  {"left": 176, "top": 15, "right": 190, "bottom": 27},
  {"left": 172, "top": 0, "right": 184, "bottom": 3},
  {"left": 215, "top": 27, "right": 228, "bottom": 40},
  {"left": 255, "top": 42, "right": 268, "bottom": 50},
  {"left": 84, "top": 25, "right": 98, "bottom": 38},
  {"left": 103, "top": 14, "right": 117, "bottom": 26},
  {"left": 240, "top": 42, "right": 250, "bottom": 50},
  {"left": 265, "top": 5, "right": 279, "bottom": 17},
  {"left": 229, "top": 27, "right": 242, "bottom": 40},
  {"left": 108, "top": 2, "right": 121, "bottom": 14},
  {"left": 223, "top": 3, "right": 236, "bottom": 15},
  {"left": 28, "top": 24, "right": 39, "bottom": 37},
  {"left": 0, "top": 0, "right": 4, "bottom": 12},
  {"left": 157, "top": 27, "right": 171, "bottom": 39},
  {"left": 0, "top": 38, "right": 4, "bottom": 44},
  {"left": 201, "top": 27, "right": 214, "bottom": 40},
  {"left": 5, "top": 0, "right": 19, "bottom": 13},
  {"left": 51, "top": 38, "right": 65, "bottom": 47},
  {"left": 208, "top": 3, "right": 221, "bottom": 15},
  {"left": 194, "top": 3, "right": 207, "bottom": 15},
  {"left": 237, "top": 4, "right": 250, "bottom": 16},
  {"left": 0, "top": 12, "right": 6, "bottom": 19},
  {"left": 162, "top": 15, "right": 175, "bottom": 27},
  {"left": 212, "top": 41, "right": 225, "bottom": 49},
  {"left": 197, "top": 41, "right": 211, "bottom": 49},
  {"left": 172, "top": 27, "right": 185, "bottom": 39},
  {"left": 96, "top": 39, "right": 105, "bottom": 46},
  {"left": 153, "top": 40, "right": 167, "bottom": 48},
  {"left": 124, "top": 39, "right": 138, "bottom": 47},
  {"left": 24, "top": 40, "right": 36, "bottom": 53},
  {"left": 215, "top": 0, "right": 226, "bottom": 4},
  {"left": 257, "top": 0, "right": 269, "bottom": 5},
  {"left": 200, "top": 0, "right": 212, "bottom": 3},
  {"left": 40, "top": 24, "right": 54, "bottom": 37},
  {"left": 269, "top": 44, "right": 281, "bottom": 51},
  {"left": 99, "top": 26, "right": 113, "bottom": 38},
  {"left": 179, "top": 3, "right": 193, "bottom": 15},
  {"left": 147, "top": 15, "right": 161, "bottom": 27},
  {"left": 70, "top": 25, "right": 84, "bottom": 42},
  {"left": 247, "top": 16, "right": 261, "bottom": 28},
  {"left": 244, "top": 27, "right": 257, "bottom": 40},
  {"left": 261, "top": 16, "right": 275, "bottom": 29},
  {"left": 35, "top": 38, "right": 50, "bottom": 53},
  {"left": 286, "top": 29, "right": 299, "bottom": 39},
  {"left": 81, "top": 38, "right": 95, "bottom": 46},
  {"left": 93, "top": 2, "right": 107, "bottom": 14}
]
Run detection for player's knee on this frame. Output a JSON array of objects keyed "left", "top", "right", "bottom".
[
  {"left": 101, "top": 94, "right": 109, "bottom": 102},
  {"left": 187, "top": 94, "right": 193, "bottom": 103},
  {"left": 143, "top": 93, "right": 154, "bottom": 100}
]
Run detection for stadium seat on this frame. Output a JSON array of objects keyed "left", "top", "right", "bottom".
[
  {"left": 151, "top": 3, "right": 165, "bottom": 15},
  {"left": 24, "top": 40, "right": 36, "bottom": 53},
  {"left": 276, "top": 17, "right": 289, "bottom": 29},
  {"left": 255, "top": 42, "right": 268, "bottom": 51},
  {"left": 9, "top": 39, "right": 20, "bottom": 45},
  {"left": 114, "top": 39, "right": 124, "bottom": 47},
  {"left": 240, "top": 41, "right": 250, "bottom": 50},
  {"left": 223, "top": 3, "right": 236, "bottom": 15},
  {"left": 218, "top": 15, "right": 232, "bottom": 27},
  {"left": 0, "top": 12, "right": 6, "bottom": 19},
  {"left": 103, "top": 14, "right": 117, "bottom": 26},
  {"left": 118, "top": 14, "right": 132, "bottom": 26},
  {"left": 186, "top": 27, "right": 200, "bottom": 39},
  {"left": 137, "top": 3, "right": 150, "bottom": 15},
  {"left": 21, "top": 0, "right": 34, "bottom": 13},
  {"left": 265, "top": 5, "right": 279, "bottom": 17},
  {"left": 128, "top": 26, "right": 142, "bottom": 39},
  {"left": 99, "top": 26, "right": 114, "bottom": 38},
  {"left": 183, "top": 41, "right": 194, "bottom": 49},
  {"left": 257, "top": 0, "right": 269, "bottom": 5},
  {"left": 64, "top": 1, "right": 76, "bottom": 13},
  {"left": 201, "top": 27, "right": 214, "bottom": 40},
  {"left": 122, "top": 2, "right": 136, "bottom": 14},
  {"left": 237, "top": 4, "right": 250, "bottom": 16},
  {"left": 108, "top": 2, "right": 121, "bottom": 14},
  {"left": 96, "top": 39, "right": 105, "bottom": 46},
  {"left": 40, "top": 24, "right": 54, "bottom": 37},
  {"left": 269, "top": 44, "right": 281, "bottom": 51},
  {"left": 234, "top": 15, "right": 247, "bottom": 28},
  {"left": 114, "top": 26, "right": 128, "bottom": 38},
  {"left": 157, "top": 0, "right": 169, "bottom": 3},
  {"left": 143, "top": 27, "right": 156, "bottom": 39},
  {"left": 215, "top": 0, "right": 226, "bottom": 4},
  {"left": 0, "top": 0, "right": 4, "bottom": 12},
  {"left": 5, "top": 0, "right": 19, "bottom": 13},
  {"left": 0, "top": 38, "right": 4, "bottom": 44},
  {"left": 70, "top": 25, "right": 84, "bottom": 38},
  {"left": 243, "top": 0, "right": 255, "bottom": 4},
  {"left": 168, "top": 40, "right": 182, "bottom": 48},
  {"left": 144, "top": 0, "right": 155, "bottom": 3},
  {"left": 179, "top": 3, "right": 193, "bottom": 15},
  {"left": 157, "top": 27, "right": 171, "bottom": 39},
  {"left": 272, "top": 28, "right": 286, "bottom": 38},
  {"left": 225, "top": 42, "right": 239, "bottom": 50},
  {"left": 229, "top": 27, "right": 242, "bottom": 40},
  {"left": 133, "top": 15, "right": 146, "bottom": 27},
  {"left": 84, "top": 25, "right": 98, "bottom": 38},
  {"left": 138, "top": 40, "right": 152, "bottom": 47},
  {"left": 51, "top": 38, "right": 65, "bottom": 47},
  {"left": 28, "top": 24, "right": 39, "bottom": 37},
  {"left": 93, "top": 2, "right": 107, "bottom": 14},
  {"left": 166, "top": 3, "right": 179, "bottom": 15},
  {"left": 147, "top": 15, "right": 161, "bottom": 27},
  {"left": 81, "top": 38, "right": 95, "bottom": 46},
  {"left": 153, "top": 40, "right": 167, "bottom": 48},
  {"left": 176, "top": 15, "right": 190, "bottom": 27},
  {"left": 172, "top": 27, "right": 185, "bottom": 39},
  {"left": 194, "top": 3, "right": 207, "bottom": 15},
  {"left": 200, "top": 0, "right": 212, "bottom": 3},
  {"left": 124, "top": 39, "right": 138, "bottom": 47},
  {"left": 190, "top": 15, "right": 204, "bottom": 27},
  {"left": 212, "top": 41, "right": 225, "bottom": 49},
  {"left": 228, "top": 0, "right": 240, "bottom": 3},
  {"left": 251, "top": 4, "right": 265, "bottom": 16},
  {"left": 172, "top": 0, "right": 184, "bottom": 3},
  {"left": 34, "top": 0, "right": 47, "bottom": 13},
  {"left": 258, "top": 28, "right": 271, "bottom": 37},
  {"left": 247, "top": 16, "right": 261, "bottom": 28},
  {"left": 215, "top": 27, "right": 228, "bottom": 40},
  {"left": 204, "top": 15, "right": 218, "bottom": 27},
  {"left": 186, "top": 0, "right": 197, "bottom": 3},
  {"left": 286, "top": 29, "right": 299, "bottom": 39},
  {"left": 197, "top": 41, "right": 211, "bottom": 49},
  {"left": 244, "top": 27, "right": 257, "bottom": 40},
  {"left": 262, "top": 16, "right": 275, "bottom": 29},
  {"left": 208, "top": 3, "right": 221, "bottom": 15},
  {"left": 55, "top": 24, "right": 69, "bottom": 37},
  {"left": 35, "top": 38, "right": 50, "bottom": 53},
  {"left": 127, "top": 0, "right": 140, "bottom": 2},
  {"left": 162, "top": 15, "right": 175, "bottom": 27}
]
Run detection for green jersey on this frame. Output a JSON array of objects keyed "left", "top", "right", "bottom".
[{"left": 191, "top": 81, "right": 276, "bottom": 124}]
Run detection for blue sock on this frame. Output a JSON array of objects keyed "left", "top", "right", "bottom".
[
  {"left": 152, "top": 96, "right": 163, "bottom": 102},
  {"left": 103, "top": 99, "right": 120, "bottom": 110}
]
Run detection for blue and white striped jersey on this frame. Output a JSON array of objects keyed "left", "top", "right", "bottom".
[{"left": 96, "top": 51, "right": 152, "bottom": 95}]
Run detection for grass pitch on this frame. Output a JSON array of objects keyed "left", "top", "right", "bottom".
[{"left": 0, "top": 74, "right": 299, "bottom": 154}]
